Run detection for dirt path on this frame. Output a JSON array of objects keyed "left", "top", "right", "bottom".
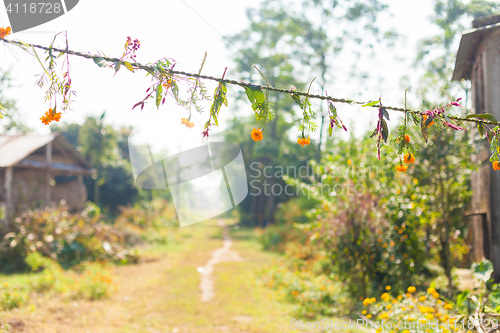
[
  {"left": 198, "top": 220, "right": 242, "bottom": 302},
  {"left": 0, "top": 220, "right": 300, "bottom": 333}
]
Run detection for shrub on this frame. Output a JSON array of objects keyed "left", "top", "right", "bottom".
[
  {"left": 0, "top": 284, "right": 27, "bottom": 310},
  {"left": 259, "top": 223, "right": 308, "bottom": 253},
  {"left": 74, "top": 262, "right": 114, "bottom": 300},
  {"left": 0, "top": 203, "right": 139, "bottom": 272}
]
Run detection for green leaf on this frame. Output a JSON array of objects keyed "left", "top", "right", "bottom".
[
  {"left": 328, "top": 123, "right": 333, "bottom": 137},
  {"left": 456, "top": 290, "right": 470, "bottom": 308},
  {"left": 362, "top": 100, "right": 380, "bottom": 107},
  {"left": 424, "top": 115, "right": 435, "bottom": 127},
  {"left": 466, "top": 113, "right": 499, "bottom": 124},
  {"left": 381, "top": 119, "right": 388, "bottom": 143},
  {"left": 155, "top": 83, "right": 163, "bottom": 109},
  {"left": 291, "top": 93, "right": 304, "bottom": 108},
  {"left": 472, "top": 259, "right": 494, "bottom": 283},
  {"left": 369, "top": 127, "right": 378, "bottom": 138},
  {"left": 123, "top": 61, "right": 135, "bottom": 73},
  {"left": 113, "top": 60, "right": 121, "bottom": 74},
  {"left": 478, "top": 123, "right": 485, "bottom": 137},
  {"left": 245, "top": 86, "right": 267, "bottom": 112},
  {"left": 381, "top": 108, "right": 390, "bottom": 120},
  {"left": 93, "top": 57, "right": 109, "bottom": 67},
  {"left": 421, "top": 121, "right": 429, "bottom": 143}
]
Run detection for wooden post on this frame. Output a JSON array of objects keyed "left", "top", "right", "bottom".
[
  {"left": 46, "top": 142, "right": 52, "bottom": 203},
  {"left": 3, "top": 167, "right": 13, "bottom": 231}
]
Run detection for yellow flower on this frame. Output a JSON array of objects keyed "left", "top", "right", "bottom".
[
  {"left": 444, "top": 303, "right": 452, "bottom": 310},
  {"left": 385, "top": 285, "right": 391, "bottom": 291},
  {"left": 419, "top": 295, "right": 427, "bottom": 301},
  {"left": 379, "top": 312, "right": 389, "bottom": 320},
  {"left": 493, "top": 161, "right": 500, "bottom": 171},
  {"left": 427, "top": 287, "right": 436, "bottom": 294},
  {"left": 0, "top": 26, "right": 12, "bottom": 39},
  {"left": 396, "top": 163, "right": 408, "bottom": 172},
  {"left": 366, "top": 314, "right": 372, "bottom": 319},
  {"left": 407, "top": 286, "right": 416, "bottom": 293},
  {"left": 362, "top": 310, "right": 367, "bottom": 315},
  {"left": 386, "top": 304, "right": 392, "bottom": 310},
  {"left": 251, "top": 128, "right": 264, "bottom": 141},
  {"left": 397, "top": 295, "right": 403, "bottom": 300},
  {"left": 370, "top": 297, "right": 376, "bottom": 303},
  {"left": 363, "top": 298, "right": 371, "bottom": 306},
  {"left": 432, "top": 291, "right": 440, "bottom": 299},
  {"left": 403, "top": 153, "right": 416, "bottom": 164}
]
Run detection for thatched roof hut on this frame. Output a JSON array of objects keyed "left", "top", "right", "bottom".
[{"left": 0, "top": 132, "right": 93, "bottom": 230}]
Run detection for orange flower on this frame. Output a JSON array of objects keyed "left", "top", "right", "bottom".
[
  {"left": 493, "top": 161, "right": 500, "bottom": 171},
  {"left": 163, "top": 79, "right": 173, "bottom": 89},
  {"left": 297, "top": 137, "right": 311, "bottom": 147},
  {"left": 180, "top": 117, "right": 194, "bottom": 128},
  {"left": 423, "top": 115, "right": 435, "bottom": 126},
  {"left": 251, "top": 128, "right": 263, "bottom": 141},
  {"left": 403, "top": 153, "right": 415, "bottom": 164},
  {"left": 0, "top": 27, "right": 12, "bottom": 39},
  {"left": 40, "top": 108, "right": 62, "bottom": 125},
  {"left": 40, "top": 115, "right": 51, "bottom": 125},
  {"left": 404, "top": 134, "right": 410, "bottom": 143},
  {"left": 396, "top": 163, "right": 408, "bottom": 172}
]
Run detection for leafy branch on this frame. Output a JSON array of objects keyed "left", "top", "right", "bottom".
[{"left": 1, "top": 35, "right": 500, "bottom": 166}]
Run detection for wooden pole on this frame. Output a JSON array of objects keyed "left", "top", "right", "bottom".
[
  {"left": 46, "top": 142, "right": 52, "bottom": 204},
  {"left": 3, "top": 167, "right": 13, "bottom": 231}
]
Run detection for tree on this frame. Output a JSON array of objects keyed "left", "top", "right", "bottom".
[
  {"left": 0, "top": 69, "right": 29, "bottom": 134},
  {"left": 224, "top": 0, "right": 391, "bottom": 226},
  {"left": 52, "top": 115, "right": 139, "bottom": 213}
]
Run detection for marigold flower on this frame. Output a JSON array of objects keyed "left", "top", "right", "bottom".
[
  {"left": 363, "top": 298, "right": 371, "bottom": 306},
  {"left": 443, "top": 303, "right": 452, "bottom": 310},
  {"left": 0, "top": 26, "right": 12, "bottom": 39},
  {"left": 361, "top": 310, "right": 367, "bottom": 315},
  {"left": 366, "top": 314, "right": 372, "bottom": 319},
  {"left": 40, "top": 108, "right": 62, "bottom": 125},
  {"left": 396, "top": 163, "right": 408, "bottom": 172},
  {"left": 251, "top": 128, "right": 263, "bottom": 141},
  {"left": 403, "top": 153, "right": 415, "bottom": 164},
  {"left": 385, "top": 285, "right": 391, "bottom": 291},
  {"left": 297, "top": 137, "right": 311, "bottom": 147},
  {"left": 397, "top": 295, "right": 403, "bottom": 300},
  {"left": 427, "top": 287, "right": 435, "bottom": 294},
  {"left": 493, "top": 161, "right": 500, "bottom": 171},
  {"left": 407, "top": 286, "right": 416, "bottom": 293},
  {"left": 163, "top": 79, "right": 174, "bottom": 89},
  {"left": 180, "top": 117, "right": 194, "bottom": 128},
  {"left": 379, "top": 312, "right": 389, "bottom": 320},
  {"left": 404, "top": 134, "right": 410, "bottom": 143}
]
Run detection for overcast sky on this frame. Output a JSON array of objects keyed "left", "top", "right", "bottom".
[{"left": 0, "top": 0, "right": 443, "bottom": 152}]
